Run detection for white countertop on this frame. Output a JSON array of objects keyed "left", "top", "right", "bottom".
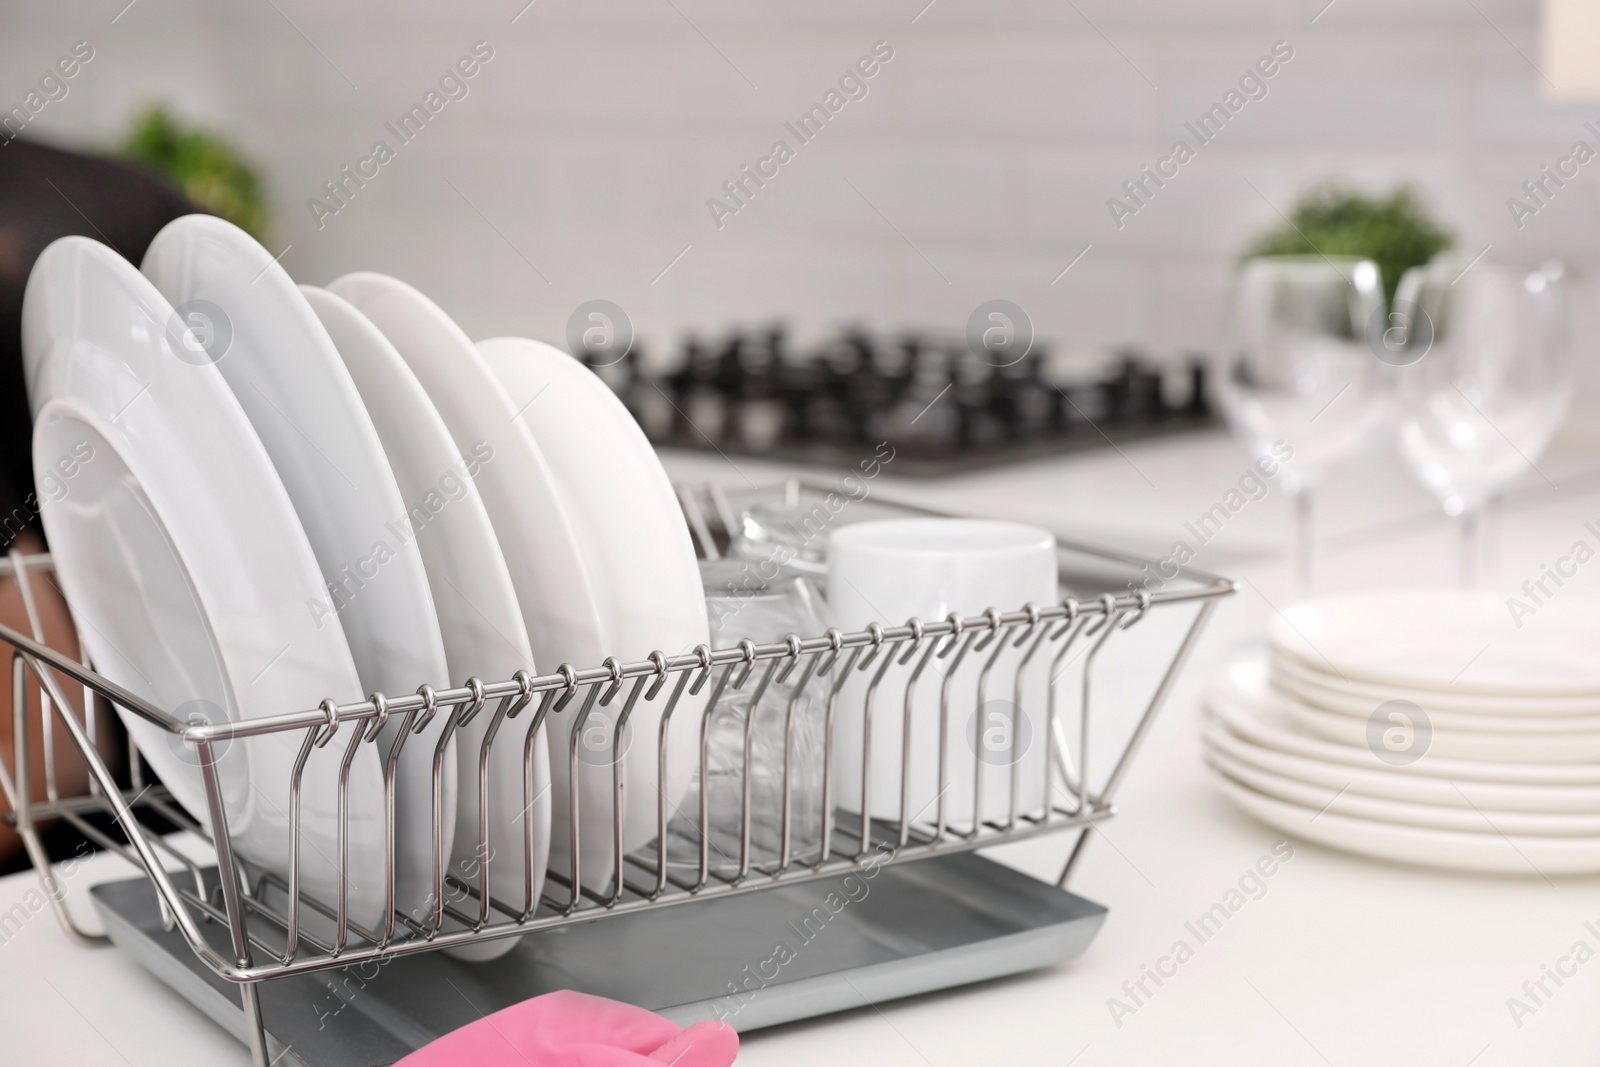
[{"left": 7, "top": 429, "right": 1600, "bottom": 1066}]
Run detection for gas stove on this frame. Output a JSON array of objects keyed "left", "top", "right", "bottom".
[{"left": 587, "top": 326, "right": 1216, "bottom": 476}]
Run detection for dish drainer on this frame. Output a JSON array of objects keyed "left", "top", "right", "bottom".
[{"left": 0, "top": 479, "right": 1232, "bottom": 1067}]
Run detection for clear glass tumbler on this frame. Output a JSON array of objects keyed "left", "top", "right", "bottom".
[{"left": 669, "top": 559, "right": 835, "bottom": 875}]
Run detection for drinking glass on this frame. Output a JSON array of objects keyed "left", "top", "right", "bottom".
[
  {"left": 1216, "top": 256, "right": 1387, "bottom": 589},
  {"left": 725, "top": 502, "right": 830, "bottom": 579},
  {"left": 667, "top": 560, "right": 834, "bottom": 875},
  {"left": 1391, "top": 258, "right": 1571, "bottom": 585}
]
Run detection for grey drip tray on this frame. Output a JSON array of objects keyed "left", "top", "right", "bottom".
[{"left": 90, "top": 850, "right": 1107, "bottom": 1067}]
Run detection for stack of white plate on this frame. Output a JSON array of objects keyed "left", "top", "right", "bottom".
[
  {"left": 22, "top": 219, "right": 708, "bottom": 958},
  {"left": 1204, "top": 589, "right": 1600, "bottom": 874}
]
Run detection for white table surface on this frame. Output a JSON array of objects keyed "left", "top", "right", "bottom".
[{"left": 6, "top": 429, "right": 1600, "bottom": 1066}]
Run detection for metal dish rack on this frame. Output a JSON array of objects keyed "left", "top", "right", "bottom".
[{"left": 1, "top": 479, "right": 1232, "bottom": 1067}]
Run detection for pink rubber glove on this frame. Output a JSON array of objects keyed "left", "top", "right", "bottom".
[{"left": 393, "top": 990, "right": 739, "bottom": 1067}]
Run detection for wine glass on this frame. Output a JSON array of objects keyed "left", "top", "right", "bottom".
[
  {"left": 1390, "top": 258, "right": 1571, "bottom": 586},
  {"left": 1216, "top": 256, "right": 1387, "bottom": 590}
]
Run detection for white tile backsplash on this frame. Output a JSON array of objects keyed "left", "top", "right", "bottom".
[{"left": 4, "top": 0, "right": 1597, "bottom": 380}]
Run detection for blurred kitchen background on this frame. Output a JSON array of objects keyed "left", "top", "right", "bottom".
[
  {"left": 6, "top": 0, "right": 1600, "bottom": 557},
  {"left": 1, "top": 2, "right": 1593, "bottom": 352}
]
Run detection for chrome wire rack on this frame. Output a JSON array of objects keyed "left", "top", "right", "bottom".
[{"left": 0, "top": 479, "right": 1232, "bottom": 1067}]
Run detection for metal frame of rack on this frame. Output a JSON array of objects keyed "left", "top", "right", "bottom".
[{"left": 0, "top": 479, "right": 1232, "bottom": 1066}]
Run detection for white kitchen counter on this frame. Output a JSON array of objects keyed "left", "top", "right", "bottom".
[{"left": 6, "top": 429, "right": 1599, "bottom": 1066}]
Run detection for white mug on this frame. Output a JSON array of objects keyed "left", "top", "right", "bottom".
[{"left": 827, "top": 519, "right": 1058, "bottom": 835}]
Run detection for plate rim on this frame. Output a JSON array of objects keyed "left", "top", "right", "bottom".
[
  {"left": 1207, "top": 653, "right": 1600, "bottom": 786},
  {"left": 1270, "top": 588, "right": 1600, "bottom": 697},
  {"left": 476, "top": 334, "right": 708, "bottom": 890},
  {"left": 142, "top": 218, "right": 456, "bottom": 922},
  {"left": 1204, "top": 736, "right": 1600, "bottom": 836},
  {"left": 1202, "top": 714, "right": 1600, "bottom": 812},
  {"left": 301, "top": 284, "right": 550, "bottom": 956},
  {"left": 22, "top": 236, "right": 385, "bottom": 924}
]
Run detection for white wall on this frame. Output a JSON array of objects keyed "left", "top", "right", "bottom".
[{"left": 3, "top": 0, "right": 1596, "bottom": 372}]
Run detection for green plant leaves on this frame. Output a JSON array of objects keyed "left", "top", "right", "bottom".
[
  {"left": 1245, "top": 185, "right": 1453, "bottom": 308},
  {"left": 122, "top": 105, "right": 267, "bottom": 240}
]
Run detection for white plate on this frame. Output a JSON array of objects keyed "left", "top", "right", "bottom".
[
  {"left": 1203, "top": 715, "right": 1600, "bottom": 813},
  {"left": 1204, "top": 740, "right": 1600, "bottom": 836},
  {"left": 1271, "top": 664, "right": 1600, "bottom": 736},
  {"left": 22, "top": 236, "right": 383, "bottom": 926},
  {"left": 1211, "top": 772, "right": 1600, "bottom": 875},
  {"left": 303, "top": 286, "right": 550, "bottom": 961},
  {"left": 326, "top": 274, "right": 627, "bottom": 895},
  {"left": 1270, "top": 588, "right": 1600, "bottom": 696},
  {"left": 479, "top": 336, "right": 706, "bottom": 885},
  {"left": 1270, "top": 650, "right": 1600, "bottom": 721},
  {"left": 141, "top": 217, "right": 454, "bottom": 923},
  {"left": 1279, "top": 692, "right": 1600, "bottom": 764},
  {"left": 1206, "top": 655, "right": 1600, "bottom": 786}
]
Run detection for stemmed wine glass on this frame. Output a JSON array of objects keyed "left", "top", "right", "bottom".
[
  {"left": 1390, "top": 257, "right": 1571, "bottom": 586},
  {"left": 1216, "top": 256, "right": 1388, "bottom": 590}
]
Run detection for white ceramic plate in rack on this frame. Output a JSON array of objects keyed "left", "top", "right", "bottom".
[
  {"left": 1202, "top": 716, "right": 1600, "bottom": 814},
  {"left": 1212, "top": 774, "right": 1600, "bottom": 874},
  {"left": 479, "top": 336, "right": 707, "bottom": 885},
  {"left": 1271, "top": 665, "right": 1600, "bottom": 736},
  {"left": 326, "top": 274, "right": 626, "bottom": 896},
  {"left": 141, "top": 217, "right": 455, "bottom": 924},
  {"left": 304, "top": 286, "right": 549, "bottom": 961},
  {"left": 1273, "top": 652, "right": 1600, "bottom": 716},
  {"left": 21, "top": 237, "right": 384, "bottom": 927},
  {"left": 1270, "top": 588, "right": 1600, "bottom": 697},
  {"left": 1206, "top": 655, "right": 1600, "bottom": 787},
  {"left": 1204, "top": 742, "right": 1600, "bottom": 836}
]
